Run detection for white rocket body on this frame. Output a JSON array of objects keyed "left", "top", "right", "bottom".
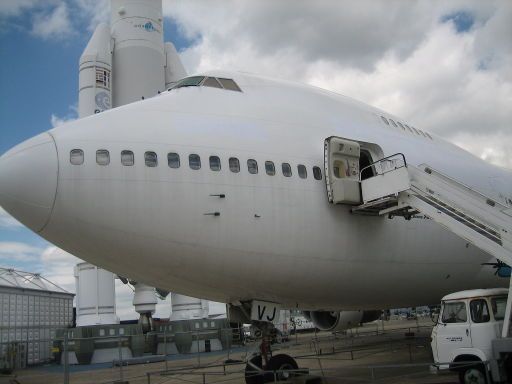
[
  {"left": 170, "top": 293, "right": 210, "bottom": 321},
  {"left": 79, "top": 0, "right": 186, "bottom": 118},
  {"left": 78, "top": 0, "right": 205, "bottom": 324},
  {"left": 78, "top": 23, "right": 112, "bottom": 118}
]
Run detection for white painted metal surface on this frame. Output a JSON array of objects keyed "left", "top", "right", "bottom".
[
  {"left": 362, "top": 166, "right": 410, "bottom": 203},
  {"left": 78, "top": 23, "right": 112, "bottom": 118},
  {"left": 1, "top": 70, "right": 512, "bottom": 313},
  {"left": 74, "top": 262, "right": 118, "bottom": 326},
  {"left": 170, "top": 294, "right": 209, "bottom": 321},
  {"left": 110, "top": 0, "right": 165, "bottom": 106},
  {"left": 164, "top": 42, "right": 187, "bottom": 89},
  {"left": 132, "top": 283, "right": 157, "bottom": 315}
]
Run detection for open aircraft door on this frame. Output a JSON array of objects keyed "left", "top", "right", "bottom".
[{"left": 324, "top": 137, "right": 362, "bottom": 204}]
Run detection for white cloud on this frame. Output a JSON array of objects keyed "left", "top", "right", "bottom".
[
  {"left": 31, "top": 2, "right": 75, "bottom": 41},
  {"left": 50, "top": 105, "right": 77, "bottom": 127},
  {"left": 0, "top": 207, "right": 23, "bottom": 228},
  {"left": 165, "top": 0, "right": 512, "bottom": 169},
  {"left": 0, "top": 0, "right": 44, "bottom": 17},
  {"left": 0, "top": 242, "right": 42, "bottom": 263},
  {"left": 75, "top": 0, "right": 109, "bottom": 32}
]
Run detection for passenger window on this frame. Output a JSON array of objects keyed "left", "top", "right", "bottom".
[
  {"left": 70, "top": 149, "right": 84, "bottom": 165},
  {"left": 167, "top": 153, "right": 180, "bottom": 168},
  {"left": 491, "top": 296, "right": 507, "bottom": 320},
  {"left": 441, "top": 301, "right": 467, "bottom": 323},
  {"left": 298, "top": 164, "right": 307, "bottom": 179},
  {"left": 247, "top": 159, "right": 258, "bottom": 174},
  {"left": 229, "top": 157, "right": 240, "bottom": 173},
  {"left": 145, "top": 151, "right": 158, "bottom": 167},
  {"left": 282, "top": 163, "right": 292, "bottom": 177},
  {"left": 404, "top": 124, "right": 414, "bottom": 133},
  {"left": 96, "top": 150, "right": 110, "bottom": 166},
  {"left": 389, "top": 119, "right": 398, "bottom": 128},
  {"left": 470, "top": 299, "right": 490, "bottom": 323},
  {"left": 189, "top": 154, "right": 201, "bottom": 170},
  {"left": 218, "top": 78, "right": 242, "bottom": 92},
  {"left": 313, "top": 166, "right": 322, "bottom": 180},
  {"left": 397, "top": 122, "right": 405, "bottom": 130},
  {"left": 265, "top": 161, "right": 275, "bottom": 176},
  {"left": 121, "top": 150, "right": 134, "bottom": 166},
  {"left": 209, "top": 156, "right": 221, "bottom": 171},
  {"left": 203, "top": 77, "right": 223, "bottom": 89},
  {"left": 381, "top": 116, "right": 389, "bottom": 125}
]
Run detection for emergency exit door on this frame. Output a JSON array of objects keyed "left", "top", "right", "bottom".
[{"left": 324, "top": 137, "right": 362, "bottom": 204}]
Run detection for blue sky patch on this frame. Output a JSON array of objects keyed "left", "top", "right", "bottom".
[{"left": 441, "top": 11, "right": 474, "bottom": 33}]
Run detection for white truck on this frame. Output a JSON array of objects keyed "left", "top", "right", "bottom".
[{"left": 431, "top": 288, "right": 512, "bottom": 383}]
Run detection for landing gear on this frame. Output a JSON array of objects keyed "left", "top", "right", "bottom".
[{"left": 244, "top": 322, "right": 299, "bottom": 384}]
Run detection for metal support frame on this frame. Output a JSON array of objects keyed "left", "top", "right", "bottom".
[{"left": 502, "top": 276, "right": 512, "bottom": 338}]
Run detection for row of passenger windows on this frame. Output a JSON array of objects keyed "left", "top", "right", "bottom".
[
  {"left": 380, "top": 115, "right": 433, "bottom": 140},
  {"left": 70, "top": 150, "right": 323, "bottom": 180}
]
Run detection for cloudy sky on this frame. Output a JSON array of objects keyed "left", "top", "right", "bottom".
[{"left": 0, "top": 0, "right": 511, "bottom": 319}]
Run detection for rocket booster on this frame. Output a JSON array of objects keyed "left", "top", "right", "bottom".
[{"left": 79, "top": 0, "right": 186, "bottom": 118}]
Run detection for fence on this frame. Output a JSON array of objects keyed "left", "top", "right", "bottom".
[{"left": 1, "top": 319, "right": 450, "bottom": 383}]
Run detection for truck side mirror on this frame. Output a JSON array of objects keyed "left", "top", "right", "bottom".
[{"left": 431, "top": 311, "right": 440, "bottom": 325}]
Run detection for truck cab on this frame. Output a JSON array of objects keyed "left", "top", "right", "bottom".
[{"left": 431, "top": 288, "right": 509, "bottom": 383}]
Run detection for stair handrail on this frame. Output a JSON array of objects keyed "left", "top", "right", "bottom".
[
  {"left": 359, "top": 153, "right": 407, "bottom": 181},
  {"left": 415, "top": 164, "right": 509, "bottom": 211}
]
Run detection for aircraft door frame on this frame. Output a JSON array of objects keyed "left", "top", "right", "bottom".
[{"left": 324, "top": 136, "right": 362, "bottom": 205}]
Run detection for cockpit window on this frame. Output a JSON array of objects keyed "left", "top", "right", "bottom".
[
  {"left": 171, "top": 76, "right": 205, "bottom": 90},
  {"left": 169, "top": 76, "right": 242, "bottom": 92},
  {"left": 203, "top": 77, "right": 223, "bottom": 89},
  {"left": 218, "top": 78, "right": 242, "bottom": 92}
]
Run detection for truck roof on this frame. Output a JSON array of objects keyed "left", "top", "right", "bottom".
[{"left": 442, "top": 288, "right": 508, "bottom": 301}]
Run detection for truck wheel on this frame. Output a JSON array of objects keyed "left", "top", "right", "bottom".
[
  {"left": 459, "top": 365, "right": 487, "bottom": 384},
  {"left": 268, "top": 354, "right": 299, "bottom": 381}
]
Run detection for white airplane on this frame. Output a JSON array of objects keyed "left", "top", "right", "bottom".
[{"left": 1, "top": 71, "right": 511, "bottom": 377}]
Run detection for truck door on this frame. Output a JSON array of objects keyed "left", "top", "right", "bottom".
[
  {"left": 468, "top": 298, "right": 494, "bottom": 358},
  {"left": 436, "top": 300, "right": 472, "bottom": 363},
  {"left": 324, "top": 137, "right": 361, "bottom": 204}
]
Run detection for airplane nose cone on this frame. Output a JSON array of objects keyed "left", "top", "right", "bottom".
[{"left": 0, "top": 132, "right": 58, "bottom": 232}]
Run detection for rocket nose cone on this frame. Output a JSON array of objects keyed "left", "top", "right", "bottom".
[{"left": 0, "top": 132, "right": 58, "bottom": 232}]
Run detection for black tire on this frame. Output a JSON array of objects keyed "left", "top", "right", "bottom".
[
  {"left": 268, "top": 354, "right": 299, "bottom": 381},
  {"left": 458, "top": 364, "right": 487, "bottom": 384},
  {"left": 245, "top": 355, "right": 270, "bottom": 384}
]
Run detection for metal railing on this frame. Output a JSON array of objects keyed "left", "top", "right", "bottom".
[{"left": 359, "top": 153, "right": 407, "bottom": 181}]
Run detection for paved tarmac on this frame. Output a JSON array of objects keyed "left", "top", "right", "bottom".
[{"left": 1, "top": 318, "right": 459, "bottom": 384}]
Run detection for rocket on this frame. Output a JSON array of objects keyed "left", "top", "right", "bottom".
[{"left": 78, "top": 0, "right": 186, "bottom": 118}]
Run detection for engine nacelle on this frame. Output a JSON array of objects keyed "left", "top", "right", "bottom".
[{"left": 303, "top": 310, "right": 381, "bottom": 332}]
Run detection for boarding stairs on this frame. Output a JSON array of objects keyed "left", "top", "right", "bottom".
[
  {"left": 351, "top": 153, "right": 512, "bottom": 266},
  {"left": 351, "top": 153, "right": 512, "bottom": 337}
]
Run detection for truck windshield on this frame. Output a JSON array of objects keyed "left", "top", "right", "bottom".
[
  {"left": 441, "top": 301, "right": 467, "bottom": 323},
  {"left": 491, "top": 296, "right": 507, "bottom": 320}
]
